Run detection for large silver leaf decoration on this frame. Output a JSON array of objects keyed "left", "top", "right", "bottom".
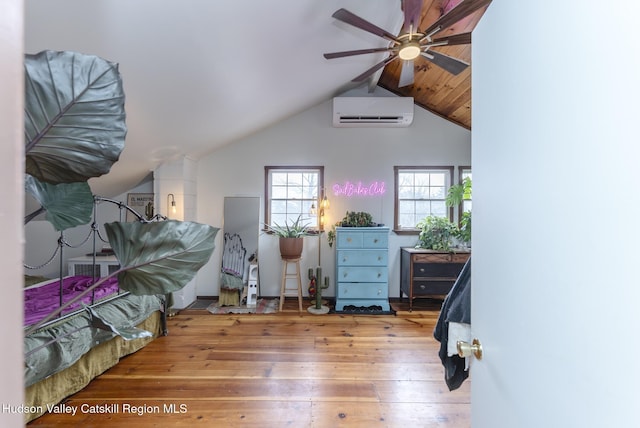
[
  {"left": 24, "top": 50, "right": 126, "bottom": 184},
  {"left": 104, "top": 221, "right": 219, "bottom": 295},
  {"left": 24, "top": 175, "right": 94, "bottom": 231},
  {"left": 87, "top": 306, "right": 154, "bottom": 341}
]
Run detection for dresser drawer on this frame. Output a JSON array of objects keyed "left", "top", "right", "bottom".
[
  {"left": 413, "top": 253, "right": 452, "bottom": 263},
  {"left": 336, "top": 230, "right": 388, "bottom": 248},
  {"left": 337, "top": 282, "right": 388, "bottom": 300},
  {"left": 362, "top": 232, "right": 388, "bottom": 248},
  {"left": 412, "top": 252, "right": 470, "bottom": 264},
  {"left": 336, "top": 231, "right": 363, "bottom": 248},
  {"left": 412, "top": 280, "right": 454, "bottom": 296},
  {"left": 451, "top": 253, "right": 470, "bottom": 263},
  {"left": 338, "top": 266, "right": 387, "bottom": 283},
  {"left": 413, "top": 262, "right": 464, "bottom": 279},
  {"left": 337, "top": 250, "right": 387, "bottom": 266}
]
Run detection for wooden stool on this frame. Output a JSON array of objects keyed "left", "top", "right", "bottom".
[{"left": 279, "top": 258, "right": 303, "bottom": 312}]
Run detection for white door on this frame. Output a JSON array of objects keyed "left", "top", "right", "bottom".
[{"left": 470, "top": 2, "right": 640, "bottom": 427}]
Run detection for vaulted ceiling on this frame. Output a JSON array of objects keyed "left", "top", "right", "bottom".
[{"left": 24, "top": 0, "right": 490, "bottom": 197}]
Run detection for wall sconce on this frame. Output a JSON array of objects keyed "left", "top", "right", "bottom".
[{"left": 167, "top": 193, "right": 177, "bottom": 216}]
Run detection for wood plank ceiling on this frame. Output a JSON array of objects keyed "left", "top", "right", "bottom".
[{"left": 378, "top": 0, "right": 491, "bottom": 130}]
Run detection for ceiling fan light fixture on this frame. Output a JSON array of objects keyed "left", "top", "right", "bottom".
[{"left": 398, "top": 41, "right": 421, "bottom": 60}]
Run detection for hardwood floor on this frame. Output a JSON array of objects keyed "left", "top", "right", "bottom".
[{"left": 28, "top": 299, "right": 470, "bottom": 427}]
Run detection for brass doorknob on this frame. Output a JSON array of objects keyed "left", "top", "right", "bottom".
[{"left": 456, "top": 338, "right": 483, "bottom": 360}]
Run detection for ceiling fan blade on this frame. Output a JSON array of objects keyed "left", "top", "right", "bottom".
[
  {"left": 424, "top": 0, "right": 492, "bottom": 38},
  {"left": 324, "top": 47, "right": 394, "bottom": 59},
  {"left": 352, "top": 55, "right": 398, "bottom": 82},
  {"left": 332, "top": 8, "right": 398, "bottom": 43},
  {"left": 398, "top": 60, "right": 415, "bottom": 87},
  {"left": 421, "top": 50, "right": 469, "bottom": 75},
  {"left": 401, "top": 0, "right": 423, "bottom": 32},
  {"left": 428, "top": 32, "right": 472, "bottom": 47}
]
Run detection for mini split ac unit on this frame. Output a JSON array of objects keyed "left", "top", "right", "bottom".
[{"left": 332, "top": 96, "right": 414, "bottom": 127}]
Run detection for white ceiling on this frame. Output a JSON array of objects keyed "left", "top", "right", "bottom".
[{"left": 24, "top": 0, "right": 404, "bottom": 197}]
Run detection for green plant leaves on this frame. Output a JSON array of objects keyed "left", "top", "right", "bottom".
[
  {"left": 265, "top": 214, "right": 311, "bottom": 237},
  {"left": 416, "top": 215, "right": 458, "bottom": 251},
  {"left": 104, "top": 220, "right": 219, "bottom": 295},
  {"left": 24, "top": 50, "right": 126, "bottom": 184},
  {"left": 24, "top": 175, "right": 94, "bottom": 231}
]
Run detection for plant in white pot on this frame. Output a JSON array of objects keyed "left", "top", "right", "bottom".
[{"left": 265, "top": 215, "right": 311, "bottom": 260}]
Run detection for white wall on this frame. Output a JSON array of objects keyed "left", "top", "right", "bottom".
[
  {"left": 196, "top": 88, "right": 471, "bottom": 297},
  {"left": 1, "top": 0, "right": 25, "bottom": 425}
]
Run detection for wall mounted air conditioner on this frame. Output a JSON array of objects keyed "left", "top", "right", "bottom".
[{"left": 332, "top": 96, "right": 414, "bottom": 127}]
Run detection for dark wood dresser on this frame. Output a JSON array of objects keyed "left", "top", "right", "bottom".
[{"left": 400, "top": 248, "right": 470, "bottom": 311}]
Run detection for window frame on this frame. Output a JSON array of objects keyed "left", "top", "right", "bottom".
[
  {"left": 264, "top": 166, "right": 324, "bottom": 232},
  {"left": 393, "top": 166, "right": 454, "bottom": 234}
]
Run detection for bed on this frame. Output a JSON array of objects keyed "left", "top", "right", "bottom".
[
  {"left": 23, "top": 280, "right": 165, "bottom": 421},
  {"left": 23, "top": 199, "right": 167, "bottom": 423}
]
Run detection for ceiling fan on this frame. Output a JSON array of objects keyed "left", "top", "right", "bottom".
[{"left": 324, "top": 0, "right": 492, "bottom": 87}]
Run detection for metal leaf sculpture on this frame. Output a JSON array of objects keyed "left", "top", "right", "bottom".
[
  {"left": 24, "top": 175, "right": 94, "bottom": 231},
  {"left": 24, "top": 50, "right": 126, "bottom": 184},
  {"left": 87, "top": 306, "right": 154, "bottom": 341},
  {"left": 105, "top": 220, "right": 219, "bottom": 295}
]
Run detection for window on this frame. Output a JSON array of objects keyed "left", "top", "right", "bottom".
[
  {"left": 264, "top": 166, "right": 324, "bottom": 230},
  {"left": 394, "top": 166, "right": 453, "bottom": 232}
]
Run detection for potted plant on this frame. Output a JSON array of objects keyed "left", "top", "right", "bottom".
[
  {"left": 415, "top": 215, "right": 458, "bottom": 252},
  {"left": 265, "top": 214, "right": 311, "bottom": 259},
  {"left": 339, "top": 211, "right": 375, "bottom": 227}
]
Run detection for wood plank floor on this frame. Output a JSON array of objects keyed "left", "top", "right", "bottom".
[{"left": 28, "top": 299, "right": 470, "bottom": 427}]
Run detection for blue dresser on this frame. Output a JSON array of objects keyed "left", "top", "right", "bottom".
[{"left": 334, "top": 227, "right": 390, "bottom": 312}]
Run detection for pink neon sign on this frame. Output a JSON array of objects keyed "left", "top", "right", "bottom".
[{"left": 332, "top": 181, "right": 386, "bottom": 197}]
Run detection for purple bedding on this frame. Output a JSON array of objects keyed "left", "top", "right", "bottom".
[{"left": 24, "top": 275, "right": 121, "bottom": 327}]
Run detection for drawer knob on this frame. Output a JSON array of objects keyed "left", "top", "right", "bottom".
[
  {"left": 346, "top": 237, "right": 352, "bottom": 243},
  {"left": 342, "top": 257, "right": 347, "bottom": 262},
  {"left": 373, "top": 238, "right": 378, "bottom": 243},
  {"left": 377, "top": 289, "right": 382, "bottom": 295},
  {"left": 377, "top": 256, "right": 382, "bottom": 261},
  {"left": 343, "top": 273, "right": 348, "bottom": 278},
  {"left": 419, "top": 268, "right": 425, "bottom": 273},
  {"left": 420, "top": 285, "right": 426, "bottom": 290},
  {"left": 377, "top": 273, "right": 381, "bottom": 278}
]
